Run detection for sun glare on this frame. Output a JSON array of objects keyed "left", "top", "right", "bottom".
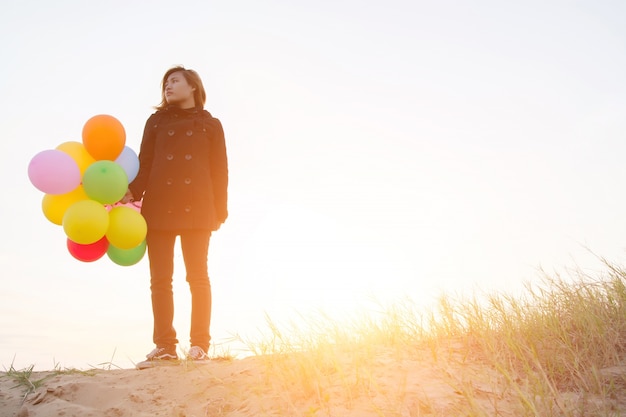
[{"left": 224, "top": 200, "right": 430, "bottom": 330}]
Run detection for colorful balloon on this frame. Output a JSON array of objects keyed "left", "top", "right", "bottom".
[
  {"left": 115, "top": 146, "right": 140, "bottom": 183},
  {"left": 56, "top": 141, "right": 96, "bottom": 175},
  {"left": 82, "top": 160, "right": 128, "bottom": 204},
  {"left": 67, "top": 236, "right": 109, "bottom": 262},
  {"left": 107, "top": 240, "right": 146, "bottom": 266},
  {"left": 28, "top": 149, "right": 81, "bottom": 194},
  {"left": 106, "top": 206, "right": 147, "bottom": 249},
  {"left": 29, "top": 114, "right": 147, "bottom": 266},
  {"left": 82, "top": 114, "right": 126, "bottom": 160},
  {"left": 62, "top": 199, "right": 109, "bottom": 244},
  {"left": 42, "top": 185, "right": 88, "bottom": 225}
]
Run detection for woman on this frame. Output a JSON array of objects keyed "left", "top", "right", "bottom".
[{"left": 123, "top": 66, "right": 228, "bottom": 369}]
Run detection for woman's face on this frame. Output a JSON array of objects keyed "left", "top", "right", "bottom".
[{"left": 164, "top": 71, "right": 195, "bottom": 108}]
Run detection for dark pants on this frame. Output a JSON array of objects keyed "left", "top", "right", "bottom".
[{"left": 146, "top": 229, "right": 212, "bottom": 352}]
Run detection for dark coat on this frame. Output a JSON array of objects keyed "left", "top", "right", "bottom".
[{"left": 129, "top": 105, "right": 228, "bottom": 232}]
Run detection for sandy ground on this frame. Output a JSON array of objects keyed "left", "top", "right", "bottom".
[{"left": 2, "top": 344, "right": 624, "bottom": 417}]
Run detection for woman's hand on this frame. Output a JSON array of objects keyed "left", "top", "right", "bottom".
[{"left": 120, "top": 189, "right": 134, "bottom": 204}]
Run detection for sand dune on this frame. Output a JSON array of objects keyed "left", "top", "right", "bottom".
[
  {"left": 1, "top": 345, "right": 501, "bottom": 417},
  {"left": 2, "top": 342, "right": 623, "bottom": 417}
]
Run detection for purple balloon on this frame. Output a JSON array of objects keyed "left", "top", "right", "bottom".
[
  {"left": 28, "top": 149, "right": 81, "bottom": 194},
  {"left": 114, "top": 146, "right": 140, "bottom": 183}
]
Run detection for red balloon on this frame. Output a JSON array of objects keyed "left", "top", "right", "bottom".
[{"left": 67, "top": 236, "right": 109, "bottom": 262}]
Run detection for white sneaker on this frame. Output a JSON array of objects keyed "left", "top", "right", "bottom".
[
  {"left": 136, "top": 346, "right": 179, "bottom": 370},
  {"left": 187, "top": 346, "right": 209, "bottom": 362}
]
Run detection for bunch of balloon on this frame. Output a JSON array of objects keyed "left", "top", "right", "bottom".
[{"left": 27, "top": 114, "right": 147, "bottom": 266}]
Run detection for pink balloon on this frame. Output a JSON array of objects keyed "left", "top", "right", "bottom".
[{"left": 28, "top": 149, "right": 81, "bottom": 194}]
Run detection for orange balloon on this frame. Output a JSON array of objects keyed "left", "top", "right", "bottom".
[{"left": 82, "top": 115, "right": 126, "bottom": 161}]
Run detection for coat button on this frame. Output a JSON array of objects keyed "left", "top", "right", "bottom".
[
  {"left": 166, "top": 154, "right": 174, "bottom": 160},
  {"left": 185, "top": 154, "right": 192, "bottom": 160},
  {"left": 184, "top": 178, "right": 191, "bottom": 185},
  {"left": 186, "top": 130, "right": 193, "bottom": 136},
  {"left": 168, "top": 130, "right": 175, "bottom": 136},
  {"left": 166, "top": 178, "right": 173, "bottom": 185},
  {"left": 184, "top": 206, "right": 192, "bottom": 213}
]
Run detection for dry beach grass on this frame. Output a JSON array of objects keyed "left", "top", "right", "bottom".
[{"left": 3, "top": 259, "right": 626, "bottom": 416}]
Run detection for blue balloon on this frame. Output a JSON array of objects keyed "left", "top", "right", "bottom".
[{"left": 114, "top": 146, "right": 140, "bottom": 183}]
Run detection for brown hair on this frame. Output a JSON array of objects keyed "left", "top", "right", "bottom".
[{"left": 155, "top": 66, "right": 207, "bottom": 111}]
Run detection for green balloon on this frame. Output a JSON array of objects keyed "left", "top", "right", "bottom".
[
  {"left": 107, "top": 240, "right": 146, "bottom": 266},
  {"left": 82, "top": 160, "right": 128, "bottom": 204}
]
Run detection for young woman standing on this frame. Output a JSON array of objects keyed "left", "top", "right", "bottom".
[{"left": 123, "top": 66, "right": 228, "bottom": 369}]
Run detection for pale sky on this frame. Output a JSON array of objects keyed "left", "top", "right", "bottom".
[{"left": 1, "top": 0, "right": 625, "bottom": 370}]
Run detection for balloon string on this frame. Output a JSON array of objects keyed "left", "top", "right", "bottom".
[{"left": 105, "top": 201, "right": 142, "bottom": 210}]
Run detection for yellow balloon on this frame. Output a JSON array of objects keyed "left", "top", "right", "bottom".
[
  {"left": 106, "top": 206, "right": 147, "bottom": 249},
  {"left": 63, "top": 199, "right": 110, "bottom": 244},
  {"left": 56, "top": 141, "right": 96, "bottom": 175},
  {"left": 42, "top": 186, "right": 89, "bottom": 225}
]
